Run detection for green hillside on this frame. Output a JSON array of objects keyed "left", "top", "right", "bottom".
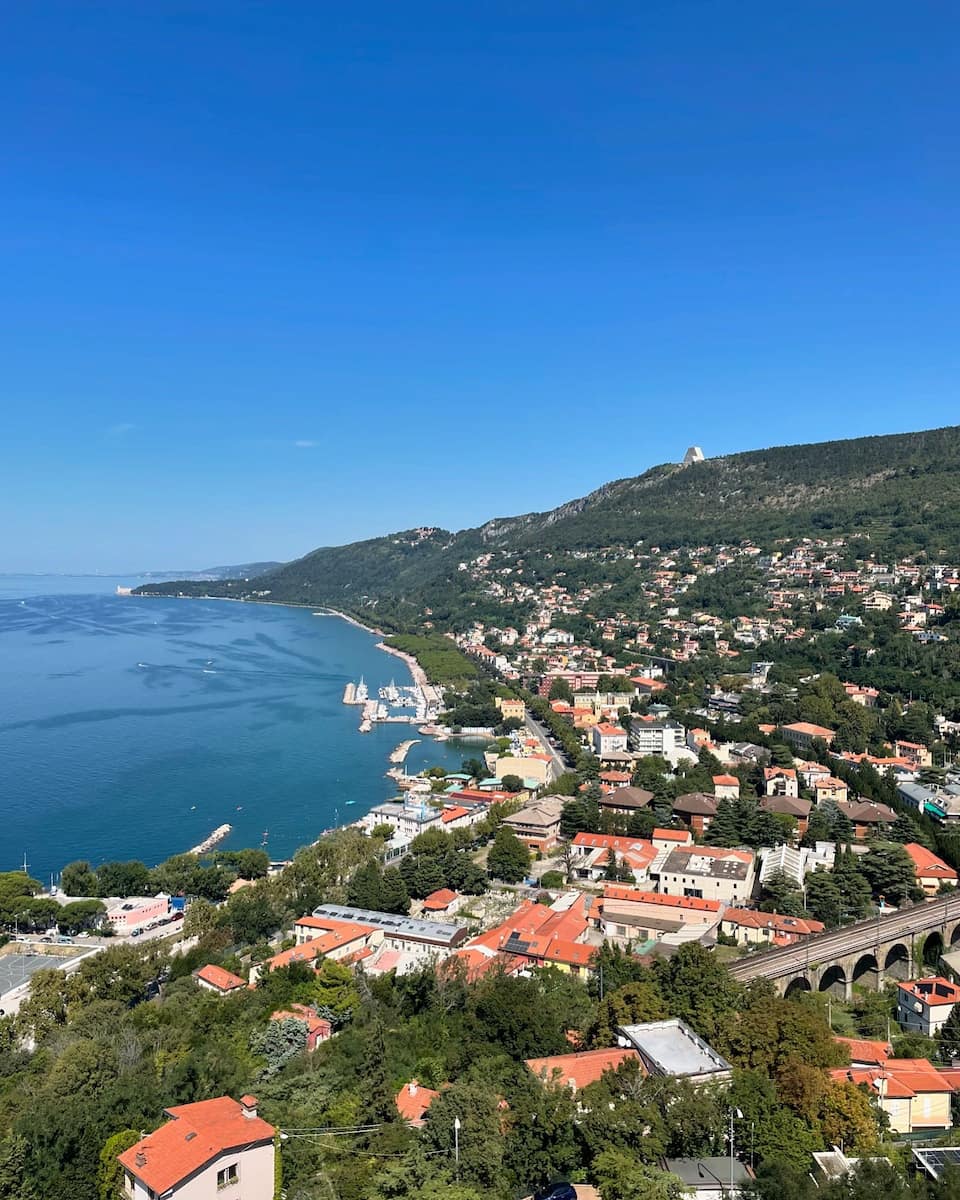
[{"left": 136, "top": 424, "right": 960, "bottom": 624}]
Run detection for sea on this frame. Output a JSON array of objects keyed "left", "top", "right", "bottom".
[{"left": 0, "top": 576, "right": 477, "bottom": 882}]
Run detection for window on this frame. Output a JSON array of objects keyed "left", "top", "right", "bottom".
[{"left": 217, "top": 1164, "right": 239, "bottom": 1189}]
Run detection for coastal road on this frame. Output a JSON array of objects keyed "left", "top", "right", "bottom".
[{"left": 524, "top": 712, "right": 571, "bottom": 780}]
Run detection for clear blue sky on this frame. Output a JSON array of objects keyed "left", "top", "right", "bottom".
[{"left": 2, "top": 2, "right": 957, "bottom": 572}]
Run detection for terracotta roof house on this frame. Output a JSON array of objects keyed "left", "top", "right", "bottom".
[
  {"left": 525, "top": 1047, "right": 640, "bottom": 1092},
  {"left": 712, "top": 774, "right": 740, "bottom": 800},
  {"left": 422, "top": 888, "right": 460, "bottom": 914},
  {"left": 904, "top": 843, "right": 959, "bottom": 895},
  {"left": 118, "top": 1095, "right": 275, "bottom": 1200},
  {"left": 830, "top": 1059, "right": 956, "bottom": 1134},
  {"left": 834, "top": 1036, "right": 892, "bottom": 1067},
  {"left": 395, "top": 1080, "right": 440, "bottom": 1126},
  {"left": 193, "top": 964, "right": 247, "bottom": 996},
  {"left": 719, "top": 908, "right": 824, "bottom": 947},
  {"left": 780, "top": 721, "right": 837, "bottom": 750}
]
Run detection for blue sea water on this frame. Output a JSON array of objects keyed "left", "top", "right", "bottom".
[{"left": 0, "top": 577, "right": 471, "bottom": 880}]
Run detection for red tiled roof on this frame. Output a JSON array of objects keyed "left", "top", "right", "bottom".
[
  {"left": 119, "top": 1097, "right": 274, "bottom": 1194},
  {"left": 395, "top": 1081, "right": 440, "bottom": 1124},
  {"left": 652, "top": 827, "right": 691, "bottom": 843},
  {"left": 722, "top": 908, "right": 824, "bottom": 936},
  {"left": 831, "top": 1059, "right": 956, "bottom": 1099},
  {"left": 602, "top": 885, "right": 721, "bottom": 913},
  {"left": 898, "top": 976, "right": 960, "bottom": 1005},
  {"left": 713, "top": 774, "right": 740, "bottom": 787},
  {"left": 525, "top": 1047, "right": 641, "bottom": 1090},
  {"left": 440, "top": 805, "right": 470, "bottom": 823},
  {"left": 194, "top": 964, "right": 246, "bottom": 992},
  {"left": 423, "top": 888, "right": 458, "bottom": 911},
  {"left": 834, "top": 1036, "right": 891, "bottom": 1066},
  {"left": 904, "top": 843, "right": 958, "bottom": 881}
]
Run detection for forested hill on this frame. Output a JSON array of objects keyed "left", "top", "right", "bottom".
[{"left": 136, "top": 425, "right": 960, "bottom": 624}]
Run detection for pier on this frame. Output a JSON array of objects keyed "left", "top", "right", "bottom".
[
  {"left": 189, "top": 823, "right": 232, "bottom": 854},
  {"left": 389, "top": 739, "right": 419, "bottom": 764}
]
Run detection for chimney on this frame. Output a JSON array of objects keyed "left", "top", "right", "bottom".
[
  {"left": 135, "top": 1153, "right": 146, "bottom": 1168},
  {"left": 408, "top": 1081, "right": 419, "bottom": 1096},
  {"left": 240, "top": 1094, "right": 258, "bottom": 1119}
]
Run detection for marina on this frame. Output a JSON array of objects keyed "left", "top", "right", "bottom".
[{"left": 342, "top": 673, "right": 440, "bottom": 732}]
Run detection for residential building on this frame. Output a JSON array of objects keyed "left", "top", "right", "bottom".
[
  {"left": 904, "top": 843, "right": 959, "bottom": 894},
  {"left": 895, "top": 740, "right": 933, "bottom": 769},
  {"left": 813, "top": 776, "right": 849, "bottom": 805},
  {"left": 491, "top": 754, "right": 552, "bottom": 786},
  {"left": 592, "top": 722, "right": 629, "bottom": 758},
  {"left": 652, "top": 846, "right": 756, "bottom": 904},
  {"left": 598, "top": 786, "right": 654, "bottom": 816},
  {"left": 495, "top": 696, "right": 526, "bottom": 722},
  {"left": 193, "top": 964, "right": 247, "bottom": 996},
  {"left": 764, "top": 767, "right": 799, "bottom": 799},
  {"left": 712, "top": 774, "right": 740, "bottom": 801},
  {"left": 361, "top": 796, "right": 442, "bottom": 840},
  {"left": 830, "top": 1060, "right": 955, "bottom": 1134},
  {"left": 897, "top": 978, "right": 960, "bottom": 1037},
  {"left": 616, "top": 1020, "right": 732, "bottom": 1085},
  {"left": 421, "top": 888, "right": 462, "bottom": 916},
  {"left": 395, "top": 1080, "right": 439, "bottom": 1126},
  {"left": 501, "top": 795, "right": 564, "bottom": 852},
  {"left": 780, "top": 721, "right": 837, "bottom": 751},
  {"left": 119, "top": 1096, "right": 275, "bottom": 1200},
  {"left": 761, "top": 793, "right": 811, "bottom": 836},
  {"left": 525, "top": 1047, "right": 640, "bottom": 1093},
  {"left": 594, "top": 886, "right": 721, "bottom": 947},
  {"left": 628, "top": 719, "right": 686, "bottom": 759},
  {"left": 836, "top": 799, "right": 897, "bottom": 840},
  {"left": 570, "top": 833, "right": 659, "bottom": 885},
  {"left": 308, "top": 903, "right": 469, "bottom": 963},
  {"left": 719, "top": 908, "right": 825, "bottom": 948},
  {"left": 671, "top": 792, "right": 718, "bottom": 836}
]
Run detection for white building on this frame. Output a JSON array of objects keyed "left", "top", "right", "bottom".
[{"left": 897, "top": 977, "right": 960, "bottom": 1037}]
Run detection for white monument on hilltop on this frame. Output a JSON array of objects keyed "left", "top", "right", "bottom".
[{"left": 682, "top": 445, "right": 705, "bottom": 466}]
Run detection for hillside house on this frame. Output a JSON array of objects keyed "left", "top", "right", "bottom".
[{"left": 119, "top": 1096, "right": 275, "bottom": 1200}]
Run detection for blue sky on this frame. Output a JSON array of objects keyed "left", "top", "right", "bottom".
[{"left": 1, "top": 2, "right": 957, "bottom": 572}]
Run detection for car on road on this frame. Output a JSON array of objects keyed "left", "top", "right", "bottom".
[{"left": 533, "top": 1184, "right": 577, "bottom": 1200}]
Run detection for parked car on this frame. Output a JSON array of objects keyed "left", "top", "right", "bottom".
[{"left": 533, "top": 1185, "right": 576, "bottom": 1200}]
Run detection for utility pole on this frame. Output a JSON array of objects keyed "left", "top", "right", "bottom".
[{"left": 454, "top": 1116, "right": 461, "bottom": 1180}]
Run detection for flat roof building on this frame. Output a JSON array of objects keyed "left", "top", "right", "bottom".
[
  {"left": 310, "top": 903, "right": 469, "bottom": 954},
  {"left": 616, "top": 1019, "right": 732, "bottom": 1085}
]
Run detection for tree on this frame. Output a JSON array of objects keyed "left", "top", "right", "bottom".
[
  {"left": 857, "top": 845, "right": 922, "bottom": 907},
  {"left": 593, "top": 1149, "right": 687, "bottom": 1200},
  {"left": 759, "top": 870, "right": 806, "bottom": 917},
  {"left": 97, "top": 1130, "right": 139, "bottom": 1200},
  {"left": 548, "top": 677, "right": 573, "bottom": 703},
  {"left": 805, "top": 870, "right": 845, "bottom": 927},
  {"left": 250, "top": 1018, "right": 308, "bottom": 1078},
  {"left": 487, "top": 827, "right": 530, "bottom": 883},
  {"left": 654, "top": 943, "right": 742, "bottom": 1043},
  {"left": 56, "top": 900, "right": 105, "bottom": 935},
  {"left": 60, "top": 861, "right": 98, "bottom": 897},
  {"left": 95, "top": 861, "right": 151, "bottom": 899},
  {"left": 705, "top": 799, "right": 741, "bottom": 846},
  {"left": 587, "top": 981, "right": 668, "bottom": 1048},
  {"left": 500, "top": 774, "right": 524, "bottom": 793},
  {"left": 182, "top": 898, "right": 218, "bottom": 940}
]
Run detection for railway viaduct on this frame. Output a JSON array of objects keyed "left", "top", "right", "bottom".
[{"left": 728, "top": 894, "right": 960, "bottom": 999}]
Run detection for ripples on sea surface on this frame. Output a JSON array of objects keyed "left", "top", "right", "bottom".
[{"left": 0, "top": 577, "right": 468, "bottom": 879}]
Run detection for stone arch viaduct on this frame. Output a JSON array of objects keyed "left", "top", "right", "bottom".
[{"left": 729, "top": 894, "right": 960, "bottom": 1000}]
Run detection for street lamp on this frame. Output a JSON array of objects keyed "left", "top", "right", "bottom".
[
  {"left": 453, "top": 1116, "right": 461, "bottom": 1180},
  {"left": 728, "top": 1107, "right": 744, "bottom": 1193}
]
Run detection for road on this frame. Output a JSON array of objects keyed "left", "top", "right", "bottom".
[
  {"left": 524, "top": 712, "right": 571, "bottom": 780},
  {"left": 730, "top": 893, "right": 960, "bottom": 982}
]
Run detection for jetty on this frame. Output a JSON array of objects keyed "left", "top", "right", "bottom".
[
  {"left": 389, "top": 739, "right": 419, "bottom": 764},
  {"left": 342, "top": 682, "right": 356, "bottom": 704},
  {"left": 189, "top": 824, "right": 232, "bottom": 855}
]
